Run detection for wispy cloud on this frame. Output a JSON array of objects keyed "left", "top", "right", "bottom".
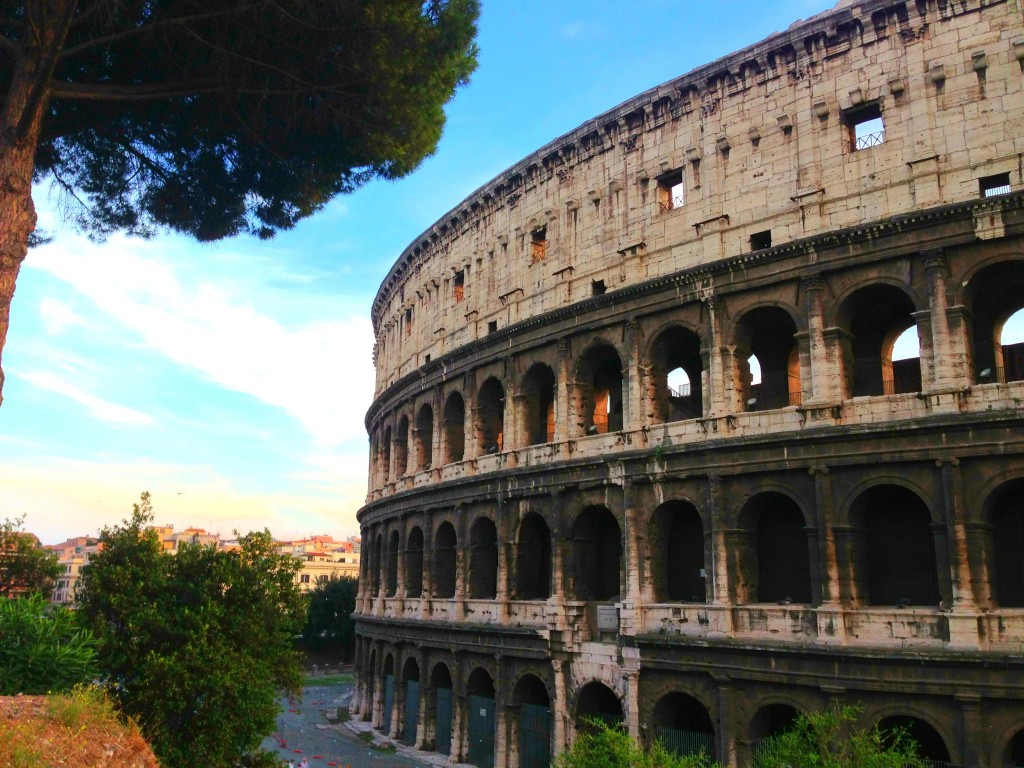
[
  {"left": 19, "top": 369, "right": 154, "bottom": 426},
  {"left": 25, "top": 234, "right": 375, "bottom": 446}
]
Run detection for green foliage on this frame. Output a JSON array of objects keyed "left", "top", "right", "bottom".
[
  {"left": 555, "top": 719, "right": 722, "bottom": 768},
  {"left": 754, "top": 706, "right": 927, "bottom": 768},
  {"left": 4, "top": 0, "right": 481, "bottom": 242},
  {"left": 0, "top": 593, "right": 97, "bottom": 694},
  {"left": 76, "top": 492, "right": 308, "bottom": 768},
  {"left": 302, "top": 574, "right": 359, "bottom": 661},
  {"left": 0, "top": 515, "right": 62, "bottom": 598}
]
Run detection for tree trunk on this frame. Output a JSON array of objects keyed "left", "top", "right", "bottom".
[{"left": 0, "top": 0, "right": 78, "bottom": 404}]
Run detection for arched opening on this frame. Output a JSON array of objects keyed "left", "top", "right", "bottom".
[
  {"left": 574, "top": 344, "right": 623, "bottom": 435},
  {"left": 837, "top": 284, "right": 919, "bottom": 396},
  {"left": 570, "top": 506, "right": 622, "bottom": 601},
  {"left": 467, "top": 668, "right": 496, "bottom": 768},
  {"left": 1003, "top": 728, "right": 1024, "bottom": 768},
  {"left": 965, "top": 260, "right": 1024, "bottom": 383},
  {"left": 405, "top": 526, "right": 424, "bottom": 598},
  {"left": 750, "top": 703, "right": 800, "bottom": 744},
  {"left": 469, "top": 517, "right": 498, "bottom": 599},
  {"left": 431, "top": 663, "right": 454, "bottom": 756},
  {"left": 575, "top": 681, "right": 623, "bottom": 730},
  {"left": 386, "top": 530, "right": 400, "bottom": 597},
  {"left": 522, "top": 364, "right": 556, "bottom": 445},
  {"left": 989, "top": 479, "right": 1024, "bottom": 607},
  {"left": 443, "top": 392, "right": 465, "bottom": 463},
  {"left": 650, "top": 500, "right": 706, "bottom": 602},
  {"left": 477, "top": 378, "right": 505, "bottom": 454},
  {"left": 738, "top": 493, "right": 812, "bottom": 604},
  {"left": 381, "top": 654, "right": 395, "bottom": 734},
  {"left": 515, "top": 513, "right": 551, "bottom": 600},
  {"left": 651, "top": 692, "right": 715, "bottom": 758},
  {"left": 648, "top": 326, "right": 704, "bottom": 423},
  {"left": 514, "top": 675, "right": 551, "bottom": 768},
  {"left": 415, "top": 404, "right": 434, "bottom": 470},
  {"left": 382, "top": 426, "right": 392, "bottom": 481},
  {"left": 877, "top": 716, "right": 951, "bottom": 765},
  {"left": 850, "top": 485, "right": 939, "bottom": 606},
  {"left": 402, "top": 658, "right": 420, "bottom": 746},
  {"left": 735, "top": 306, "right": 800, "bottom": 411},
  {"left": 433, "top": 522, "right": 457, "bottom": 599},
  {"left": 395, "top": 415, "right": 410, "bottom": 476}
]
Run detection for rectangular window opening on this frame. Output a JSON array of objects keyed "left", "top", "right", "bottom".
[
  {"left": 530, "top": 227, "right": 547, "bottom": 264},
  {"left": 453, "top": 270, "right": 465, "bottom": 302},
  {"left": 424, "top": 354, "right": 431, "bottom": 364},
  {"left": 657, "top": 169, "right": 685, "bottom": 213},
  {"left": 750, "top": 230, "right": 772, "bottom": 250},
  {"left": 487, "top": 320, "right": 498, "bottom": 335},
  {"left": 847, "top": 103, "right": 885, "bottom": 151},
  {"left": 404, "top": 308, "right": 413, "bottom": 335},
  {"left": 980, "top": 172, "right": 1011, "bottom": 197},
  {"left": 592, "top": 279, "right": 607, "bottom": 296}
]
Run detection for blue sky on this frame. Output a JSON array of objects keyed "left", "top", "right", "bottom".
[{"left": 1, "top": 0, "right": 942, "bottom": 543}]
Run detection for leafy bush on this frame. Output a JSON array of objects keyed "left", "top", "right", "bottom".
[
  {"left": 555, "top": 718, "right": 722, "bottom": 768},
  {"left": 0, "top": 593, "right": 97, "bottom": 694},
  {"left": 754, "top": 706, "right": 927, "bottom": 768}
]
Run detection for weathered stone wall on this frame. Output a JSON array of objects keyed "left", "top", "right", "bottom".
[{"left": 355, "top": 1, "right": 1024, "bottom": 766}]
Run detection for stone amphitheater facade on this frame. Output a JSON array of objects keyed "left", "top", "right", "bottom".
[{"left": 352, "top": 1, "right": 1024, "bottom": 765}]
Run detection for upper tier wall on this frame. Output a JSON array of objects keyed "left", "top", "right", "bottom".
[{"left": 370, "top": 0, "right": 1023, "bottom": 395}]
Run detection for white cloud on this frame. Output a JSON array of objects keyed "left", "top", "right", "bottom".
[
  {"left": 19, "top": 369, "right": 154, "bottom": 426},
  {"left": 39, "top": 297, "right": 87, "bottom": 335},
  {"left": 25, "top": 234, "right": 375, "bottom": 446}
]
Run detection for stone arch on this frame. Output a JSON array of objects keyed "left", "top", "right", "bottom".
[
  {"left": 433, "top": 521, "right": 458, "bottom": 599},
  {"left": 575, "top": 681, "right": 623, "bottom": 729},
  {"left": 962, "top": 257, "right": 1024, "bottom": 383},
  {"left": 649, "top": 499, "right": 706, "bottom": 603},
  {"left": 732, "top": 304, "right": 801, "bottom": 411},
  {"left": 834, "top": 283, "right": 920, "bottom": 397},
  {"left": 570, "top": 505, "right": 622, "bottom": 601},
  {"left": 415, "top": 402, "right": 434, "bottom": 470},
  {"left": 477, "top": 377, "right": 506, "bottom": 454},
  {"left": 443, "top": 391, "right": 466, "bottom": 464},
  {"left": 466, "top": 667, "right": 497, "bottom": 768},
  {"left": 386, "top": 529, "right": 400, "bottom": 597},
  {"left": 650, "top": 691, "right": 716, "bottom": 758},
  {"left": 749, "top": 701, "right": 801, "bottom": 742},
  {"left": 736, "top": 492, "right": 812, "bottom": 604},
  {"left": 646, "top": 322, "right": 704, "bottom": 424},
  {"left": 395, "top": 414, "right": 410, "bottom": 476},
  {"left": 401, "top": 656, "right": 421, "bottom": 746},
  {"left": 372, "top": 531, "right": 383, "bottom": 596},
  {"left": 573, "top": 341, "right": 624, "bottom": 436},
  {"left": 875, "top": 713, "right": 953, "bottom": 764},
  {"left": 848, "top": 484, "right": 939, "bottom": 606},
  {"left": 513, "top": 673, "right": 552, "bottom": 768},
  {"left": 430, "top": 661, "right": 455, "bottom": 756},
  {"left": 985, "top": 478, "right": 1024, "bottom": 607},
  {"left": 515, "top": 512, "right": 551, "bottom": 600},
  {"left": 381, "top": 652, "right": 396, "bottom": 734},
  {"left": 405, "top": 526, "right": 424, "bottom": 598},
  {"left": 1000, "top": 725, "right": 1024, "bottom": 768},
  {"left": 521, "top": 363, "right": 556, "bottom": 446},
  {"left": 468, "top": 516, "right": 498, "bottom": 599}
]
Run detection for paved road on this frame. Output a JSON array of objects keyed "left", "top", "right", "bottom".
[{"left": 261, "top": 682, "right": 431, "bottom": 768}]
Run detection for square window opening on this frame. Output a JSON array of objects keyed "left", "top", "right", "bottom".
[
  {"left": 592, "top": 279, "right": 607, "bottom": 296},
  {"left": 487, "top": 320, "right": 498, "bottom": 335},
  {"left": 530, "top": 227, "right": 547, "bottom": 264},
  {"left": 424, "top": 354, "right": 431, "bottom": 364},
  {"left": 980, "top": 172, "right": 1011, "bottom": 197},
  {"left": 750, "top": 230, "right": 772, "bottom": 250},
  {"left": 453, "top": 270, "right": 465, "bottom": 302},
  {"left": 847, "top": 103, "right": 885, "bottom": 151},
  {"left": 657, "top": 169, "right": 685, "bottom": 213}
]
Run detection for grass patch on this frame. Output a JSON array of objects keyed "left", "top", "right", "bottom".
[
  {"left": 303, "top": 673, "right": 354, "bottom": 686},
  {"left": 357, "top": 732, "right": 374, "bottom": 744},
  {"left": 372, "top": 743, "right": 397, "bottom": 753}
]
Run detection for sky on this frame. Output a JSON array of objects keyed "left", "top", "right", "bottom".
[{"left": 4, "top": 0, "right": 984, "bottom": 545}]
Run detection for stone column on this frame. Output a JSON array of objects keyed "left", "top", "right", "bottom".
[
  {"left": 556, "top": 338, "right": 572, "bottom": 447},
  {"left": 716, "top": 679, "right": 737, "bottom": 768},
  {"left": 911, "top": 308, "right": 935, "bottom": 391},
  {"left": 822, "top": 327, "right": 855, "bottom": 400},
  {"left": 800, "top": 275, "right": 838, "bottom": 404},
  {"left": 371, "top": 642, "right": 384, "bottom": 728},
  {"left": 450, "top": 658, "right": 465, "bottom": 763},
  {"left": 810, "top": 466, "right": 846, "bottom": 641},
  {"left": 707, "top": 475, "right": 733, "bottom": 634},
  {"left": 624, "top": 669, "right": 641, "bottom": 744},
  {"left": 494, "top": 657, "right": 509, "bottom": 768},
  {"left": 551, "top": 659, "right": 569, "bottom": 758},
  {"left": 940, "top": 459, "right": 981, "bottom": 648},
  {"left": 422, "top": 511, "right": 434, "bottom": 620},
  {"left": 625, "top": 318, "right": 644, "bottom": 432},
  {"left": 496, "top": 500, "right": 511, "bottom": 624},
  {"left": 511, "top": 393, "right": 527, "bottom": 452},
  {"left": 956, "top": 693, "right": 985, "bottom": 768},
  {"left": 622, "top": 478, "right": 643, "bottom": 634},
  {"left": 702, "top": 295, "right": 729, "bottom": 417},
  {"left": 923, "top": 250, "right": 955, "bottom": 390},
  {"left": 455, "top": 507, "right": 467, "bottom": 621}
]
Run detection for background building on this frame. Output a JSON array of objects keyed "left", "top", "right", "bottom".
[{"left": 353, "top": 0, "right": 1024, "bottom": 766}]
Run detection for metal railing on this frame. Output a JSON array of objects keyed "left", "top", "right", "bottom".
[
  {"left": 668, "top": 383, "right": 691, "bottom": 398},
  {"left": 855, "top": 129, "right": 885, "bottom": 150}
]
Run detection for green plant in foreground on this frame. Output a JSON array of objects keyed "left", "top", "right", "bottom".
[
  {"left": 754, "top": 706, "right": 927, "bottom": 768},
  {"left": 555, "top": 718, "right": 722, "bottom": 768}
]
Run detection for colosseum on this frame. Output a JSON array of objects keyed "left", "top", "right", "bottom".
[{"left": 352, "top": 0, "right": 1024, "bottom": 765}]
